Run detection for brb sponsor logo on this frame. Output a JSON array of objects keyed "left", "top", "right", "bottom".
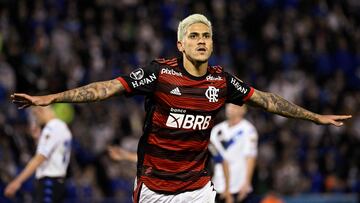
[
  {"left": 129, "top": 68, "right": 157, "bottom": 88},
  {"left": 165, "top": 108, "right": 211, "bottom": 130},
  {"left": 160, "top": 68, "right": 182, "bottom": 77}
]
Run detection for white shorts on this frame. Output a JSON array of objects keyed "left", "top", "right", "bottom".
[{"left": 134, "top": 181, "right": 216, "bottom": 203}]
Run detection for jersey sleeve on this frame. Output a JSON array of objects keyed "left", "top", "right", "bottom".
[
  {"left": 225, "top": 72, "right": 254, "bottom": 105},
  {"left": 36, "top": 127, "right": 60, "bottom": 158},
  {"left": 116, "top": 61, "right": 160, "bottom": 96}
]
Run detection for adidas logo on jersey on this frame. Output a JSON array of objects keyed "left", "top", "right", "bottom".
[{"left": 170, "top": 87, "right": 181, "bottom": 95}]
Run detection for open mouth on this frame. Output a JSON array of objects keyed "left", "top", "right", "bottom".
[{"left": 197, "top": 48, "right": 206, "bottom": 52}]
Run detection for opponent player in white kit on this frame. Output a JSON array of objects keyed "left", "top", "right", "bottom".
[
  {"left": 4, "top": 106, "right": 72, "bottom": 203},
  {"left": 211, "top": 104, "right": 257, "bottom": 203}
]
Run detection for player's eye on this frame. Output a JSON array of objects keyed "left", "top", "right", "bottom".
[{"left": 189, "top": 34, "right": 198, "bottom": 39}]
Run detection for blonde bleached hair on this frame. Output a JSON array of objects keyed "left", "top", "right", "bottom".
[{"left": 177, "top": 14, "right": 212, "bottom": 42}]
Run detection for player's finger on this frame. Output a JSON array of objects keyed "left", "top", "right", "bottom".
[
  {"left": 12, "top": 100, "right": 30, "bottom": 104},
  {"left": 19, "top": 104, "right": 31, "bottom": 109},
  {"left": 334, "top": 115, "right": 352, "bottom": 120},
  {"left": 11, "top": 93, "right": 28, "bottom": 98},
  {"left": 237, "top": 193, "right": 245, "bottom": 201},
  {"left": 11, "top": 96, "right": 27, "bottom": 101},
  {"left": 331, "top": 120, "right": 343, "bottom": 127},
  {"left": 4, "top": 189, "right": 14, "bottom": 198},
  {"left": 12, "top": 93, "right": 34, "bottom": 101},
  {"left": 108, "top": 149, "right": 116, "bottom": 156}
]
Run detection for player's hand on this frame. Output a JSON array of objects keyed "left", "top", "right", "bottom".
[
  {"left": 315, "top": 115, "right": 352, "bottom": 126},
  {"left": 107, "top": 146, "right": 130, "bottom": 161},
  {"left": 4, "top": 180, "right": 21, "bottom": 198},
  {"left": 237, "top": 183, "right": 252, "bottom": 202},
  {"left": 11, "top": 93, "right": 54, "bottom": 109},
  {"left": 220, "top": 190, "right": 234, "bottom": 203}
]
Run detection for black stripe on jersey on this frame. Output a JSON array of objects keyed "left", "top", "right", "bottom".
[
  {"left": 145, "top": 144, "right": 208, "bottom": 162},
  {"left": 144, "top": 166, "right": 208, "bottom": 181},
  {"left": 137, "top": 96, "right": 157, "bottom": 177},
  {"left": 151, "top": 125, "right": 211, "bottom": 142}
]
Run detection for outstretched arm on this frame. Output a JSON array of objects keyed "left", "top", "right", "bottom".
[
  {"left": 11, "top": 79, "right": 124, "bottom": 108},
  {"left": 247, "top": 89, "right": 352, "bottom": 126}
]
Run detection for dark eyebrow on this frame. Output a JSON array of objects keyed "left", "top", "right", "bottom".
[
  {"left": 188, "top": 32, "right": 211, "bottom": 35},
  {"left": 189, "top": 32, "right": 200, "bottom": 35}
]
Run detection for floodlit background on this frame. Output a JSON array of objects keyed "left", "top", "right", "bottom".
[{"left": 0, "top": 0, "right": 359, "bottom": 202}]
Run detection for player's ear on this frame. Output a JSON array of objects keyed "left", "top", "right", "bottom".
[{"left": 177, "top": 41, "right": 184, "bottom": 52}]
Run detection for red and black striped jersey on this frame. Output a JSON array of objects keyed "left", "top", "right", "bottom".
[{"left": 117, "top": 57, "right": 254, "bottom": 194}]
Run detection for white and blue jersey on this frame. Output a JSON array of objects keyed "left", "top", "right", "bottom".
[
  {"left": 210, "top": 119, "right": 258, "bottom": 194},
  {"left": 36, "top": 118, "right": 72, "bottom": 179}
]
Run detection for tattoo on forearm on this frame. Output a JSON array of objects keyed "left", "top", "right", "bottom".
[
  {"left": 56, "top": 80, "right": 123, "bottom": 103},
  {"left": 268, "top": 94, "right": 316, "bottom": 121},
  {"left": 249, "top": 91, "right": 268, "bottom": 109},
  {"left": 250, "top": 90, "right": 318, "bottom": 122}
]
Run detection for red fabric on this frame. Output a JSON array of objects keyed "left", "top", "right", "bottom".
[
  {"left": 116, "top": 77, "right": 131, "bottom": 93},
  {"left": 243, "top": 87, "right": 255, "bottom": 102},
  {"left": 132, "top": 180, "right": 143, "bottom": 203}
]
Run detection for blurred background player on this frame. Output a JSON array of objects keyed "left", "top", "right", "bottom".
[
  {"left": 4, "top": 106, "right": 72, "bottom": 203},
  {"left": 211, "top": 104, "right": 258, "bottom": 203}
]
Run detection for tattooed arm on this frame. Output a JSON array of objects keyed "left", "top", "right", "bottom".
[
  {"left": 11, "top": 79, "right": 124, "bottom": 108},
  {"left": 247, "top": 89, "right": 351, "bottom": 126},
  {"left": 54, "top": 79, "right": 124, "bottom": 103}
]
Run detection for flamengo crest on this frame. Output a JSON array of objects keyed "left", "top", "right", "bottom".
[{"left": 205, "top": 86, "right": 219, "bottom": 102}]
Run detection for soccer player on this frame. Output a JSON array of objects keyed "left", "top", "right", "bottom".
[
  {"left": 211, "top": 104, "right": 258, "bottom": 203},
  {"left": 10, "top": 14, "right": 351, "bottom": 202},
  {"left": 4, "top": 106, "right": 72, "bottom": 203}
]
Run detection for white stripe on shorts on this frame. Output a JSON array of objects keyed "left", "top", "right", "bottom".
[{"left": 136, "top": 181, "right": 216, "bottom": 203}]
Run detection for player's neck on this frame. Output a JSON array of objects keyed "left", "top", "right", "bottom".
[
  {"left": 228, "top": 117, "right": 242, "bottom": 127},
  {"left": 43, "top": 114, "right": 56, "bottom": 125},
  {"left": 183, "top": 56, "right": 208, "bottom": 77}
]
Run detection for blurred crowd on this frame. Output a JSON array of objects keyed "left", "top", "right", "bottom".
[{"left": 0, "top": 0, "right": 359, "bottom": 202}]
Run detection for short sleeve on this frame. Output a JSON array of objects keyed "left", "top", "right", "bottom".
[
  {"left": 36, "top": 127, "right": 60, "bottom": 158},
  {"left": 116, "top": 61, "right": 160, "bottom": 95},
  {"left": 225, "top": 73, "right": 254, "bottom": 105}
]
